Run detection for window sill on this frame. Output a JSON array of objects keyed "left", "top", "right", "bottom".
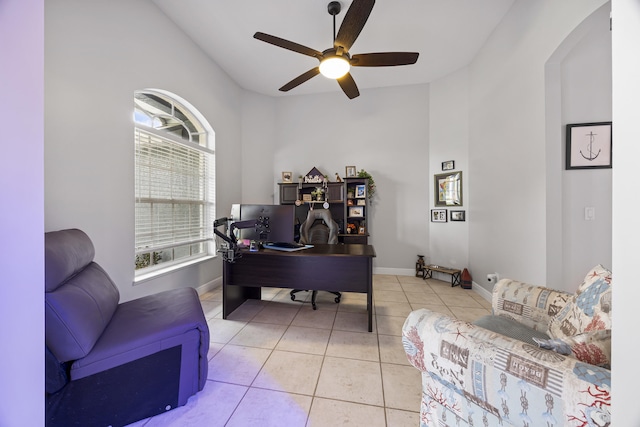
[{"left": 133, "top": 255, "right": 216, "bottom": 285}]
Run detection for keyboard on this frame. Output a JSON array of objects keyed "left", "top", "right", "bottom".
[{"left": 265, "top": 242, "right": 305, "bottom": 249}]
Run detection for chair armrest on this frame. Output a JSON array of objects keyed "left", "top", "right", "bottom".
[
  {"left": 491, "top": 278, "right": 573, "bottom": 332},
  {"left": 402, "top": 309, "right": 611, "bottom": 425}
]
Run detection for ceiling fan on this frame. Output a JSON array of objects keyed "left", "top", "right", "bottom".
[{"left": 254, "top": 0, "right": 419, "bottom": 99}]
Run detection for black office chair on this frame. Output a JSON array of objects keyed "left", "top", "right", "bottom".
[{"left": 290, "top": 209, "right": 341, "bottom": 310}]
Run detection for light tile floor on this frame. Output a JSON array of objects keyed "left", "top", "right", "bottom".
[{"left": 128, "top": 274, "right": 491, "bottom": 427}]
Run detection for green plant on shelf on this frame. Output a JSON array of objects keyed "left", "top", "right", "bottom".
[
  {"left": 356, "top": 169, "right": 376, "bottom": 201},
  {"left": 311, "top": 187, "right": 324, "bottom": 201}
]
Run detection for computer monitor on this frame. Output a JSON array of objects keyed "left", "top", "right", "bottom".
[{"left": 230, "top": 204, "right": 295, "bottom": 243}]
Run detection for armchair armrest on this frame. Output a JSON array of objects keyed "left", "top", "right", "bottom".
[
  {"left": 402, "top": 309, "right": 611, "bottom": 426},
  {"left": 491, "top": 279, "right": 573, "bottom": 332}
]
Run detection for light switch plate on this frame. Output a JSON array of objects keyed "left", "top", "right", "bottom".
[{"left": 585, "top": 207, "right": 595, "bottom": 220}]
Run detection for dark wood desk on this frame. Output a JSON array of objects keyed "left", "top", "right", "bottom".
[{"left": 223, "top": 244, "right": 376, "bottom": 332}]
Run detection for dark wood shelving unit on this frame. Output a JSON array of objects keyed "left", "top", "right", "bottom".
[{"left": 278, "top": 177, "right": 369, "bottom": 244}]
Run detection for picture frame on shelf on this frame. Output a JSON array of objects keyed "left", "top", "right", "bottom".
[
  {"left": 349, "top": 206, "right": 364, "bottom": 217},
  {"left": 345, "top": 166, "right": 357, "bottom": 178},
  {"left": 434, "top": 171, "right": 462, "bottom": 207},
  {"left": 355, "top": 184, "right": 366, "bottom": 198},
  {"left": 441, "top": 160, "right": 455, "bottom": 171},
  {"left": 356, "top": 199, "right": 366, "bottom": 206},
  {"left": 358, "top": 226, "right": 366, "bottom": 235},
  {"left": 431, "top": 209, "right": 447, "bottom": 223},
  {"left": 281, "top": 171, "right": 293, "bottom": 183},
  {"left": 450, "top": 210, "right": 466, "bottom": 222},
  {"left": 302, "top": 194, "right": 312, "bottom": 202},
  {"left": 566, "top": 122, "right": 612, "bottom": 169}
]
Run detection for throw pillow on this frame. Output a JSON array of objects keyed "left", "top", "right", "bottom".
[
  {"left": 547, "top": 264, "right": 612, "bottom": 339},
  {"left": 533, "top": 329, "right": 611, "bottom": 368}
]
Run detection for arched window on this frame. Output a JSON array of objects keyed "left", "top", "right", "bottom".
[{"left": 133, "top": 90, "right": 215, "bottom": 274}]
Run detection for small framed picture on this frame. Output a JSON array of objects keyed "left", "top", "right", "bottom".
[
  {"left": 358, "top": 226, "right": 366, "bottom": 235},
  {"left": 349, "top": 207, "right": 364, "bottom": 217},
  {"left": 431, "top": 209, "right": 447, "bottom": 223},
  {"left": 450, "top": 210, "right": 466, "bottom": 222},
  {"left": 566, "top": 122, "right": 612, "bottom": 169},
  {"left": 281, "top": 171, "right": 293, "bottom": 183},
  {"left": 345, "top": 166, "right": 357, "bottom": 178},
  {"left": 355, "top": 184, "right": 366, "bottom": 198},
  {"left": 356, "top": 199, "right": 366, "bottom": 206},
  {"left": 441, "top": 160, "right": 455, "bottom": 171},
  {"left": 302, "top": 194, "right": 312, "bottom": 202}
]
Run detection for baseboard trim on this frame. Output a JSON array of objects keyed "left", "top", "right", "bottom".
[
  {"left": 202, "top": 271, "right": 493, "bottom": 303},
  {"left": 374, "top": 267, "right": 415, "bottom": 276},
  {"left": 196, "top": 276, "right": 221, "bottom": 294},
  {"left": 472, "top": 281, "right": 492, "bottom": 302}
]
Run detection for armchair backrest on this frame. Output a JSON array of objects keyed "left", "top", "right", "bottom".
[
  {"left": 299, "top": 209, "right": 339, "bottom": 244},
  {"left": 45, "top": 229, "right": 120, "bottom": 362}
]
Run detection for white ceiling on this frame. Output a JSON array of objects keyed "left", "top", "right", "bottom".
[{"left": 152, "top": 0, "right": 515, "bottom": 98}]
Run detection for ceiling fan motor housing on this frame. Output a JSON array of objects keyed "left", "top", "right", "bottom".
[{"left": 328, "top": 1, "right": 341, "bottom": 16}]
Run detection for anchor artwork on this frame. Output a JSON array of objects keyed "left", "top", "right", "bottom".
[{"left": 566, "top": 122, "right": 612, "bottom": 170}]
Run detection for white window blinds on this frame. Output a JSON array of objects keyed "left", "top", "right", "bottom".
[{"left": 134, "top": 126, "right": 214, "bottom": 263}]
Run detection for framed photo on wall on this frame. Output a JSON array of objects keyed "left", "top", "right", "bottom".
[
  {"left": 434, "top": 172, "right": 462, "bottom": 207},
  {"left": 566, "top": 122, "right": 612, "bottom": 169},
  {"left": 450, "top": 210, "right": 466, "bottom": 221},
  {"left": 441, "top": 160, "right": 455, "bottom": 171},
  {"left": 431, "top": 209, "right": 447, "bottom": 223}
]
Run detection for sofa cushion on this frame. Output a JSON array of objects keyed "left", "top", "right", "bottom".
[
  {"left": 547, "top": 264, "right": 612, "bottom": 339},
  {"left": 473, "top": 314, "right": 550, "bottom": 345},
  {"left": 533, "top": 329, "right": 611, "bottom": 368},
  {"left": 46, "top": 262, "right": 120, "bottom": 362},
  {"left": 45, "top": 229, "right": 96, "bottom": 292},
  {"left": 45, "top": 229, "right": 121, "bottom": 362}
]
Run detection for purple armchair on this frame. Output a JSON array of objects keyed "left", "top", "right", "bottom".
[{"left": 45, "top": 229, "right": 210, "bottom": 427}]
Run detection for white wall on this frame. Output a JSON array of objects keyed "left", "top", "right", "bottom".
[
  {"left": 239, "top": 91, "right": 278, "bottom": 205},
  {"left": 428, "top": 68, "right": 470, "bottom": 274},
  {"left": 45, "top": 0, "right": 245, "bottom": 301},
  {"left": 611, "top": 0, "right": 640, "bottom": 422},
  {"left": 545, "top": 4, "right": 612, "bottom": 292},
  {"left": 0, "top": 0, "right": 44, "bottom": 424},
  {"left": 271, "top": 84, "right": 430, "bottom": 272},
  {"left": 559, "top": 6, "right": 612, "bottom": 289},
  {"left": 466, "top": 0, "right": 608, "bottom": 292}
]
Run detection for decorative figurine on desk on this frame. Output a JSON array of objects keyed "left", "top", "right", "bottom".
[
  {"left": 416, "top": 255, "right": 426, "bottom": 278},
  {"left": 335, "top": 173, "right": 343, "bottom": 182}
]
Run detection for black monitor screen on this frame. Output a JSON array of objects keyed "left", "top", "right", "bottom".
[{"left": 230, "top": 204, "right": 295, "bottom": 243}]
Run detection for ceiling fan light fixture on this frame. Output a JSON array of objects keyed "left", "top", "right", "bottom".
[{"left": 319, "top": 56, "right": 350, "bottom": 79}]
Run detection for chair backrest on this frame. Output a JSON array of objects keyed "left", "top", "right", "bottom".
[
  {"left": 45, "top": 229, "right": 120, "bottom": 362},
  {"left": 299, "top": 209, "right": 339, "bottom": 244}
]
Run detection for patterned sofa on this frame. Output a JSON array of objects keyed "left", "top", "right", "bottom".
[{"left": 402, "top": 265, "right": 611, "bottom": 427}]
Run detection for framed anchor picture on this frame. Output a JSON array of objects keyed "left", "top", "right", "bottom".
[{"left": 566, "top": 122, "right": 612, "bottom": 170}]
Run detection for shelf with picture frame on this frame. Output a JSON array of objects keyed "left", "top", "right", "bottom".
[
  {"left": 343, "top": 177, "right": 369, "bottom": 244},
  {"left": 277, "top": 172, "right": 370, "bottom": 244}
]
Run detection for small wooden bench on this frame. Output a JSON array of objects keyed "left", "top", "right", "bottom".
[{"left": 423, "top": 265, "right": 461, "bottom": 287}]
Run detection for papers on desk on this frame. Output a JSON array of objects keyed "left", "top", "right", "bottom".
[{"left": 262, "top": 243, "right": 314, "bottom": 252}]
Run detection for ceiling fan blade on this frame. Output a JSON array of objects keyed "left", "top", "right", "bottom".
[
  {"left": 254, "top": 32, "right": 323, "bottom": 59},
  {"left": 279, "top": 67, "right": 321, "bottom": 92},
  {"left": 351, "top": 52, "right": 419, "bottom": 67},
  {"left": 337, "top": 72, "right": 360, "bottom": 99},
  {"left": 334, "top": 0, "right": 375, "bottom": 52}
]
